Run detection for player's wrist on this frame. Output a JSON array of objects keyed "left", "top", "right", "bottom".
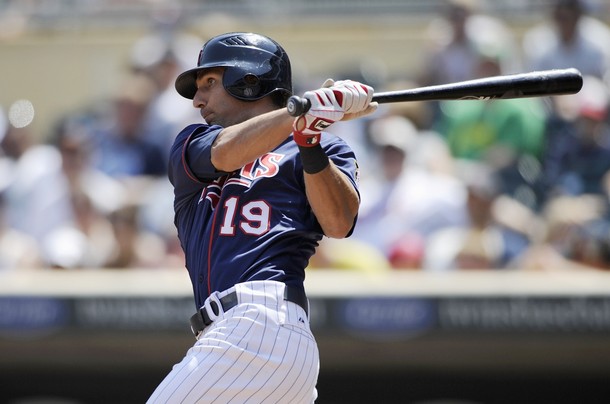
[
  {"left": 298, "top": 143, "right": 329, "bottom": 174},
  {"left": 292, "top": 114, "right": 327, "bottom": 147},
  {"left": 293, "top": 129, "right": 322, "bottom": 147}
]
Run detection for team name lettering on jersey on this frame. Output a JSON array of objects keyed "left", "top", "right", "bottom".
[
  {"left": 222, "top": 152, "right": 284, "bottom": 188},
  {"left": 240, "top": 153, "right": 284, "bottom": 181},
  {"left": 199, "top": 152, "right": 285, "bottom": 209}
]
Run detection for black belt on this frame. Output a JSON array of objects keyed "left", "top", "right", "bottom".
[{"left": 190, "top": 286, "right": 308, "bottom": 337}]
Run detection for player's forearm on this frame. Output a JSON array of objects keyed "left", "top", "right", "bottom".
[
  {"left": 211, "top": 109, "right": 294, "bottom": 172},
  {"left": 304, "top": 162, "right": 359, "bottom": 239}
]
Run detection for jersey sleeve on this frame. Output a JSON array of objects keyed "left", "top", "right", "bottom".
[{"left": 167, "top": 123, "right": 226, "bottom": 207}]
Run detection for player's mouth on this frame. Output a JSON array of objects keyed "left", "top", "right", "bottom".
[{"left": 201, "top": 110, "right": 212, "bottom": 123}]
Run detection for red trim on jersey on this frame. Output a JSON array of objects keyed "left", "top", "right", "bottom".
[
  {"left": 181, "top": 132, "right": 201, "bottom": 183},
  {"left": 207, "top": 204, "right": 221, "bottom": 295}
]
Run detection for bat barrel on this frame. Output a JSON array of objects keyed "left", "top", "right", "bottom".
[
  {"left": 286, "top": 68, "right": 583, "bottom": 117},
  {"left": 373, "top": 68, "right": 583, "bottom": 103}
]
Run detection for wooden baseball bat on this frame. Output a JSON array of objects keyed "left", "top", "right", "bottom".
[{"left": 286, "top": 68, "right": 583, "bottom": 117}]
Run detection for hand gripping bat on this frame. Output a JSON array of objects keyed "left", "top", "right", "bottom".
[{"left": 286, "top": 68, "right": 583, "bottom": 117}]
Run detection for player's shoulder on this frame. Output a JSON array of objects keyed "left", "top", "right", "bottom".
[
  {"left": 174, "top": 123, "right": 223, "bottom": 145},
  {"left": 319, "top": 131, "right": 354, "bottom": 151},
  {"left": 178, "top": 123, "right": 215, "bottom": 137}
]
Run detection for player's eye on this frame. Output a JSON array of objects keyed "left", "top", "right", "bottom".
[{"left": 196, "top": 73, "right": 218, "bottom": 91}]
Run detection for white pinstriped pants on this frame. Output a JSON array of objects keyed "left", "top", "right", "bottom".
[{"left": 148, "top": 280, "right": 319, "bottom": 403}]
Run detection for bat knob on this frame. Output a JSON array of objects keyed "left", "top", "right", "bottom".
[{"left": 287, "top": 96, "right": 311, "bottom": 117}]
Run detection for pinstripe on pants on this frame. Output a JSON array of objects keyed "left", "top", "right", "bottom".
[{"left": 148, "top": 281, "right": 319, "bottom": 403}]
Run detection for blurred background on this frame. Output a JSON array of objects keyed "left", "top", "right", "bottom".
[{"left": 2, "top": 0, "right": 610, "bottom": 403}]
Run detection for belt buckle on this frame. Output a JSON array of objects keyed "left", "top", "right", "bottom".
[{"left": 203, "top": 291, "right": 223, "bottom": 325}]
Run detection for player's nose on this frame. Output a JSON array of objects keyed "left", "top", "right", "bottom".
[{"left": 192, "top": 90, "right": 207, "bottom": 109}]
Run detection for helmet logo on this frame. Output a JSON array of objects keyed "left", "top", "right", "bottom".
[{"left": 242, "top": 74, "right": 260, "bottom": 98}]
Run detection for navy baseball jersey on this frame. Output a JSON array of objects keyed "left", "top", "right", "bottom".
[{"left": 168, "top": 123, "right": 360, "bottom": 308}]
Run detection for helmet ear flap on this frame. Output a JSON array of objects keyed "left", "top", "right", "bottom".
[
  {"left": 242, "top": 74, "right": 261, "bottom": 98},
  {"left": 224, "top": 68, "right": 262, "bottom": 99}
]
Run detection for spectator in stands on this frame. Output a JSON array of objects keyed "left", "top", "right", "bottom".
[
  {"left": 520, "top": 0, "right": 610, "bottom": 210},
  {"left": 387, "top": 232, "right": 426, "bottom": 270},
  {"left": 41, "top": 116, "right": 126, "bottom": 269},
  {"left": 0, "top": 107, "right": 43, "bottom": 269},
  {"left": 129, "top": 32, "right": 202, "bottom": 161},
  {"left": 104, "top": 201, "right": 170, "bottom": 269},
  {"left": 512, "top": 75, "right": 610, "bottom": 271},
  {"left": 52, "top": 114, "right": 127, "bottom": 211},
  {"left": 0, "top": 188, "right": 43, "bottom": 270},
  {"left": 424, "top": 161, "right": 531, "bottom": 271},
  {"left": 45, "top": 110, "right": 180, "bottom": 270},
  {"left": 418, "top": 0, "right": 520, "bottom": 87},
  {"left": 0, "top": 121, "right": 75, "bottom": 253},
  {"left": 508, "top": 194, "right": 608, "bottom": 271},
  {"left": 522, "top": 0, "right": 610, "bottom": 80},
  {"left": 134, "top": 176, "right": 185, "bottom": 269},
  {"left": 433, "top": 47, "right": 548, "bottom": 211},
  {"left": 434, "top": 48, "right": 547, "bottom": 162},
  {"left": 541, "top": 75, "right": 610, "bottom": 199},
  {"left": 352, "top": 114, "right": 468, "bottom": 261},
  {"left": 89, "top": 73, "right": 167, "bottom": 178},
  {"left": 570, "top": 217, "right": 610, "bottom": 270}
]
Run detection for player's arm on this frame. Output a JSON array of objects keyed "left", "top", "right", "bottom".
[
  {"left": 303, "top": 159, "right": 359, "bottom": 238},
  {"left": 211, "top": 108, "right": 295, "bottom": 173},
  {"left": 211, "top": 79, "right": 375, "bottom": 174},
  {"left": 293, "top": 80, "right": 377, "bottom": 238}
]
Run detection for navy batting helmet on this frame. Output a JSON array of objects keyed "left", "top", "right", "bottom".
[{"left": 175, "top": 32, "right": 292, "bottom": 103}]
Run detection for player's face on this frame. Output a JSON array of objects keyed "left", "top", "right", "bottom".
[{"left": 193, "top": 68, "right": 251, "bottom": 127}]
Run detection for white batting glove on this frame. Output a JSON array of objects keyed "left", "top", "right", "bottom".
[
  {"left": 332, "top": 79, "right": 374, "bottom": 113},
  {"left": 293, "top": 85, "right": 345, "bottom": 147},
  {"left": 324, "top": 79, "right": 378, "bottom": 121}
]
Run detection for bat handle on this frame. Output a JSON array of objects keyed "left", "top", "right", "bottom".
[{"left": 287, "top": 96, "right": 311, "bottom": 117}]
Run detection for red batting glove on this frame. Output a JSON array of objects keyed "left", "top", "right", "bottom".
[
  {"left": 292, "top": 116, "right": 325, "bottom": 147},
  {"left": 293, "top": 130, "right": 321, "bottom": 147}
]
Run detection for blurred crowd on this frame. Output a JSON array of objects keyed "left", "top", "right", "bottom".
[{"left": 2, "top": 0, "right": 610, "bottom": 273}]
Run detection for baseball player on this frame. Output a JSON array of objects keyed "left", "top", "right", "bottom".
[{"left": 147, "top": 32, "right": 377, "bottom": 403}]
